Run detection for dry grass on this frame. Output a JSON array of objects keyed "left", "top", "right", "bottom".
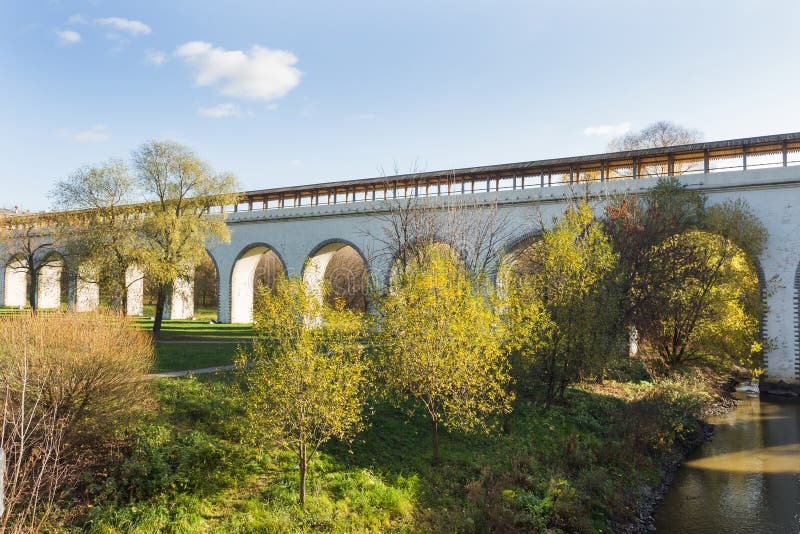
[{"left": 0, "top": 312, "right": 154, "bottom": 532}]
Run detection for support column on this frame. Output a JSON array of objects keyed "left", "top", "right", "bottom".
[
  {"left": 4, "top": 259, "right": 27, "bottom": 308},
  {"left": 125, "top": 265, "right": 144, "bottom": 316},
  {"left": 761, "top": 258, "right": 800, "bottom": 394},
  {"left": 74, "top": 265, "right": 99, "bottom": 312},
  {"left": 37, "top": 260, "right": 62, "bottom": 310},
  {"left": 165, "top": 275, "right": 194, "bottom": 320}
]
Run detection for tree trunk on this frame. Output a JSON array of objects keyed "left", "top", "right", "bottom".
[
  {"left": 27, "top": 271, "right": 37, "bottom": 313},
  {"left": 153, "top": 283, "right": 168, "bottom": 335},
  {"left": 299, "top": 442, "right": 307, "bottom": 506},
  {"left": 431, "top": 417, "right": 439, "bottom": 466}
]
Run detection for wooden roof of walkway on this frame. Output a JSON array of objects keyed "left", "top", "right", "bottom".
[{"left": 235, "top": 132, "right": 800, "bottom": 212}]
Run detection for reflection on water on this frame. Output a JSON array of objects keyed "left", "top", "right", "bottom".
[{"left": 655, "top": 392, "right": 800, "bottom": 533}]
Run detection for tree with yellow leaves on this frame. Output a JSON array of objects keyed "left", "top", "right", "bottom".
[
  {"left": 238, "top": 276, "right": 368, "bottom": 506},
  {"left": 374, "top": 246, "right": 512, "bottom": 465}
]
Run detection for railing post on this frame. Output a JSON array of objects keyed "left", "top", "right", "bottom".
[
  {"left": 540, "top": 172, "right": 544, "bottom": 188},
  {"left": 632, "top": 158, "right": 638, "bottom": 179},
  {"left": 600, "top": 162, "right": 605, "bottom": 182},
  {"left": 742, "top": 145, "right": 748, "bottom": 171},
  {"left": 569, "top": 167, "right": 574, "bottom": 184},
  {"left": 703, "top": 149, "right": 710, "bottom": 173},
  {"left": 513, "top": 176, "right": 517, "bottom": 190},
  {"left": 783, "top": 141, "right": 788, "bottom": 166},
  {"left": 667, "top": 154, "right": 674, "bottom": 176}
]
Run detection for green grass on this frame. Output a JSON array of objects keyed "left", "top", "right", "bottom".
[
  {"left": 136, "top": 319, "right": 255, "bottom": 341},
  {"left": 153, "top": 342, "right": 246, "bottom": 372},
  {"left": 65, "top": 373, "right": 706, "bottom": 533},
  {"left": 141, "top": 305, "right": 219, "bottom": 323}
]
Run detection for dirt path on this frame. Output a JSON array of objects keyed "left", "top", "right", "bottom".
[{"left": 147, "top": 364, "right": 237, "bottom": 379}]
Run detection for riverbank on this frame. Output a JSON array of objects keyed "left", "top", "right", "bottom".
[{"left": 627, "top": 373, "right": 745, "bottom": 533}]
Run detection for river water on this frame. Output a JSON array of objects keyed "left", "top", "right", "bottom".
[{"left": 654, "top": 390, "right": 800, "bottom": 533}]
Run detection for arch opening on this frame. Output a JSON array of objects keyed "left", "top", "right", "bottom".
[
  {"left": 231, "top": 245, "right": 285, "bottom": 323},
  {"left": 194, "top": 252, "right": 220, "bottom": 322},
  {"left": 304, "top": 242, "right": 367, "bottom": 312}
]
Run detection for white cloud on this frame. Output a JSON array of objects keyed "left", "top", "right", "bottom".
[
  {"left": 198, "top": 103, "right": 243, "bottom": 118},
  {"left": 175, "top": 41, "right": 301, "bottom": 101},
  {"left": 95, "top": 17, "right": 151, "bottom": 36},
  {"left": 583, "top": 122, "right": 631, "bottom": 137},
  {"left": 56, "top": 30, "right": 81, "bottom": 45},
  {"left": 58, "top": 124, "right": 111, "bottom": 143},
  {"left": 145, "top": 49, "right": 167, "bottom": 65}
]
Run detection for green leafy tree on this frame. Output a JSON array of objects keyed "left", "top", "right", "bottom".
[
  {"left": 238, "top": 276, "right": 367, "bottom": 506},
  {"left": 505, "top": 203, "right": 623, "bottom": 406},
  {"left": 132, "top": 141, "right": 239, "bottom": 334},
  {"left": 636, "top": 230, "right": 763, "bottom": 372},
  {"left": 50, "top": 160, "right": 143, "bottom": 313},
  {"left": 374, "top": 247, "right": 512, "bottom": 464}
]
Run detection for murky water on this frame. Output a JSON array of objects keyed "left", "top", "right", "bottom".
[{"left": 655, "top": 391, "right": 800, "bottom": 533}]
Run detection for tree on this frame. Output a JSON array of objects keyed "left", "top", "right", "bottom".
[
  {"left": 608, "top": 121, "right": 702, "bottom": 151},
  {"left": 369, "top": 193, "right": 514, "bottom": 284},
  {"left": 635, "top": 230, "right": 762, "bottom": 371},
  {"left": 50, "top": 160, "right": 143, "bottom": 313},
  {"left": 504, "top": 203, "right": 623, "bottom": 406},
  {"left": 373, "top": 246, "right": 512, "bottom": 464},
  {"left": 132, "top": 141, "right": 239, "bottom": 334},
  {"left": 0, "top": 212, "right": 68, "bottom": 312},
  {"left": 238, "top": 276, "right": 367, "bottom": 506},
  {"left": 604, "top": 179, "right": 767, "bottom": 375},
  {"left": 194, "top": 254, "right": 218, "bottom": 309},
  {"left": 609, "top": 121, "right": 703, "bottom": 177},
  {"left": 604, "top": 177, "right": 707, "bottom": 330}
]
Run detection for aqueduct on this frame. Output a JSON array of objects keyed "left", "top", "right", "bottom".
[{"left": 2, "top": 132, "right": 800, "bottom": 393}]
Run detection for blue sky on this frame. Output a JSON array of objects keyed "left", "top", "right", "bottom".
[{"left": 2, "top": 0, "right": 800, "bottom": 211}]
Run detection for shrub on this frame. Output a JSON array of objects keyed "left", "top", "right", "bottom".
[{"left": 0, "top": 313, "right": 154, "bottom": 531}]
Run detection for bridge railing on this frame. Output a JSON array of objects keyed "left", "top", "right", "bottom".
[{"left": 224, "top": 132, "right": 800, "bottom": 214}]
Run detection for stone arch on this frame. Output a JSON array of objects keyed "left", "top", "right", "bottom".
[
  {"left": 303, "top": 240, "right": 368, "bottom": 312},
  {"left": 4, "top": 254, "right": 28, "bottom": 307},
  {"left": 230, "top": 243, "right": 287, "bottom": 323},
  {"left": 194, "top": 249, "right": 220, "bottom": 321},
  {"left": 495, "top": 231, "right": 544, "bottom": 287}
]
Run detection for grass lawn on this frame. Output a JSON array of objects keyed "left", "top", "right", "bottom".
[
  {"left": 136, "top": 318, "right": 255, "bottom": 341},
  {"left": 153, "top": 342, "right": 247, "bottom": 372},
  {"left": 71, "top": 373, "right": 706, "bottom": 533}
]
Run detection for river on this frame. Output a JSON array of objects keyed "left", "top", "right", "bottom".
[{"left": 654, "top": 390, "right": 800, "bottom": 533}]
